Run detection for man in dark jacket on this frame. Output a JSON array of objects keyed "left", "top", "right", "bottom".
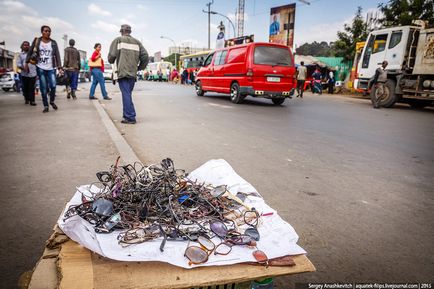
[
  {"left": 64, "top": 39, "right": 81, "bottom": 99},
  {"left": 108, "top": 24, "right": 148, "bottom": 124}
]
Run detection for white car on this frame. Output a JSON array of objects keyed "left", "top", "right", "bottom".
[
  {"left": 0, "top": 72, "right": 17, "bottom": 92},
  {"left": 103, "top": 62, "right": 113, "bottom": 81}
]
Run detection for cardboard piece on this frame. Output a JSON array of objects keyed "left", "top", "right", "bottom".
[{"left": 57, "top": 240, "right": 315, "bottom": 289}]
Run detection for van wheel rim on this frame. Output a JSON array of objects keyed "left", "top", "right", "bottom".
[{"left": 231, "top": 87, "right": 238, "bottom": 99}]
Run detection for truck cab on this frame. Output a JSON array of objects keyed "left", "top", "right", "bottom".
[{"left": 356, "top": 25, "right": 434, "bottom": 108}]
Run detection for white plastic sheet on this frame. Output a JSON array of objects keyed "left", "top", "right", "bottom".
[{"left": 58, "top": 159, "right": 306, "bottom": 268}]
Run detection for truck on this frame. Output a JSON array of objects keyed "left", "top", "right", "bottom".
[{"left": 355, "top": 22, "right": 434, "bottom": 108}]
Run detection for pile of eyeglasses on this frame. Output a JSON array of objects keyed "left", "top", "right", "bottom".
[{"left": 63, "top": 157, "right": 270, "bottom": 266}]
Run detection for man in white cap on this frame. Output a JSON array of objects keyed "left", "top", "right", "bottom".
[{"left": 108, "top": 24, "right": 149, "bottom": 124}]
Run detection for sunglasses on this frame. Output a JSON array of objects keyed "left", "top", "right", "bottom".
[
  {"left": 243, "top": 209, "right": 260, "bottom": 241},
  {"left": 252, "top": 249, "right": 269, "bottom": 267},
  {"left": 184, "top": 236, "right": 232, "bottom": 265}
]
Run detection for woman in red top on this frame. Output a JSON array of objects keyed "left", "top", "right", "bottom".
[{"left": 89, "top": 43, "right": 111, "bottom": 100}]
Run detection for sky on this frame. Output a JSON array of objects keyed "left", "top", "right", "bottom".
[{"left": 0, "top": 0, "right": 383, "bottom": 59}]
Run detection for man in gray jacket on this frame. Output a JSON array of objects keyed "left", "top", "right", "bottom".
[{"left": 108, "top": 24, "right": 149, "bottom": 124}]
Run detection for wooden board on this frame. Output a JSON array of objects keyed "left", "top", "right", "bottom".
[{"left": 57, "top": 240, "right": 315, "bottom": 289}]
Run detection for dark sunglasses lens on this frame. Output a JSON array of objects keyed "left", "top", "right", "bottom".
[
  {"left": 215, "top": 243, "right": 232, "bottom": 255},
  {"left": 198, "top": 236, "right": 214, "bottom": 251},
  {"left": 253, "top": 250, "right": 268, "bottom": 263},
  {"left": 210, "top": 221, "right": 228, "bottom": 237},
  {"left": 244, "top": 227, "right": 260, "bottom": 241},
  {"left": 92, "top": 199, "right": 114, "bottom": 216},
  {"left": 185, "top": 246, "right": 208, "bottom": 264}
]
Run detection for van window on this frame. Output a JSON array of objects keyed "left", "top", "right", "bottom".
[
  {"left": 388, "top": 31, "right": 402, "bottom": 49},
  {"left": 227, "top": 47, "right": 247, "bottom": 63},
  {"left": 254, "top": 46, "right": 292, "bottom": 66},
  {"left": 214, "top": 50, "right": 227, "bottom": 66},
  {"left": 203, "top": 53, "right": 214, "bottom": 67}
]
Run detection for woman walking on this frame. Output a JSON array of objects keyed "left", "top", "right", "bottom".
[
  {"left": 89, "top": 43, "right": 111, "bottom": 100},
  {"left": 27, "top": 25, "right": 62, "bottom": 113}
]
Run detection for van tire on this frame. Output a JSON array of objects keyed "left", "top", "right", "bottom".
[
  {"left": 2, "top": 88, "right": 10, "bottom": 92},
  {"left": 230, "top": 82, "right": 242, "bottom": 104},
  {"left": 272, "top": 98, "right": 285, "bottom": 105},
  {"left": 370, "top": 79, "right": 397, "bottom": 108},
  {"left": 195, "top": 81, "right": 205, "bottom": 96}
]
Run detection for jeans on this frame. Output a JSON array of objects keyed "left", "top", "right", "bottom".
[
  {"left": 89, "top": 68, "right": 108, "bottom": 98},
  {"left": 36, "top": 67, "right": 56, "bottom": 107},
  {"left": 296, "top": 80, "right": 305, "bottom": 97},
  {"left": 119, "top": 78, "right": 136, "bottom": 121},
  {"left": 66, "top": 70, "right": 79, "bottom": 90},
  {"left": 21, "top": 76, "right": 36, "bottom": 103}
]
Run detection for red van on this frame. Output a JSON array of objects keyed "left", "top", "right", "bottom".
[{"left": 195, "top": 42, "right": 296, "bottom": 105}]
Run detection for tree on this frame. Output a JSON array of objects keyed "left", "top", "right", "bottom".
[
  {"left": 333, "top": 6, "right": 369, "bottom": 62},
  {"left": 378, "top": 0, "right": 434, "bottom": 27},
  {"left": 295, "top": 41, "right": 334, "bottom": 56},
  {"left": 163, "top": 53, "right": 182, "bottom": 69}
]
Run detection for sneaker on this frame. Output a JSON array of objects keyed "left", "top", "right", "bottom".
[
  {"left": 43, "top": 107, "right": 49, "bottom": 113},
  {"left": 103, "top": 97, "right": 112, "bottom": 100},
  {"left": 67, "top": 93, "right": 71, "bottom": 99},
  {"left": 121, "top": 119, "right": 136, "bottom": 124},
  {"left": 89, "top": 97, "right": 98, "bottom": 100},
  {"left": 30, "top": 102, "right": 37, "bottom": 106},
  {"left": 50, "top": 102, "right": 58, "bottom": 110}
]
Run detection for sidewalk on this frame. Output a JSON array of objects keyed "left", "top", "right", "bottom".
[{"left": 0, "top": 87, "right": 119, "bottom": 288}]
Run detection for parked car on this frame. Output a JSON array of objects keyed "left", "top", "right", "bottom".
[
  {"left": 195, "top": 42, "right": 296, "bottom": 105},
  {"left": 0, "top": 72, "right": 17, "bottom": 92},
  {"left": 103, "top": 62, "right": 113, "bottom": 81}
]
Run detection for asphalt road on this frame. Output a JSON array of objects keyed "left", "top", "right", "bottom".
[
  {"left": 102, "top": 81, "right": 434, "bottom": 286},
  {"left": 0, "top": 81, "right": 433, "bottom": 288}
]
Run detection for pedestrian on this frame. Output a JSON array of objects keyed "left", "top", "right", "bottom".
[
  {"left": 369, "top": 60, "right": 388, "bottom": 109},
  {"left": 158, "top": 69, "right": 163, "bottom": 82},
  {"left": 312, "top": 66, "right": 322, "bottom": 95},
  {"left": 88, "top": 43, "right": 111, "bottom": 100},
  {"left": 17, "top": 41, "right": 37, "bottom": 105},
  {"left": 108, "top": 24, "right": 148, "bottom": 124},
  {"left": 27, "top": 25, "right": 62, "bottom": 113},
  {"left": 14, "top": 73, "right": 22, "bottom": 93},
  {"left": 64, "top": 39, "right": 81, "bottom": 99},
  {"left": 189, "top": 69, "right": 195, "bottom": 85},
  {"left": 166, "top": 68, "right": 170, "bottom": 82},
  {"left": 327, "top": 69, "right": 335, "bottom": 94},
  {"left": 171, "top": 68, "right": 179, "bottom": 84},
  {"left": 180, "top": 67, "right": 187, "bottom": 84},
  {"left": 296, "top": 61, "right": 307, "bottom": 98}
]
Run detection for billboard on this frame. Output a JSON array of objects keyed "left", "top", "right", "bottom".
[{"left": 269, "top": 3, "right": 296, "bottom": 47}]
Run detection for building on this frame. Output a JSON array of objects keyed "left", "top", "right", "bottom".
[
  {"left": 168, "top": 46, "right": 209, "bottom": 55},
  {"left": 0, "top": 47, "right": 15, "bottom": 70}
]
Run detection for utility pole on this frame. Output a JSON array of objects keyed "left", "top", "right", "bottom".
[{"left": 202, "top": 0, "right": 214, "bottom": 49}]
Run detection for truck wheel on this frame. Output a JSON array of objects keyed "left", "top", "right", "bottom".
[
  {"left": 230, "top": 82, "right": 243, "bottom": 104},
  {"left": 272, "top": 98, "right": 285, "bottom": 105},
  {"left": 195, "top": 81, "right": 205, "bottom": 96},
  {"left": 2, "top": 88, "right": 10, "bottom": 92},
  {"left": 370, "top": 79, "right": 397, "bottom": 108}
]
